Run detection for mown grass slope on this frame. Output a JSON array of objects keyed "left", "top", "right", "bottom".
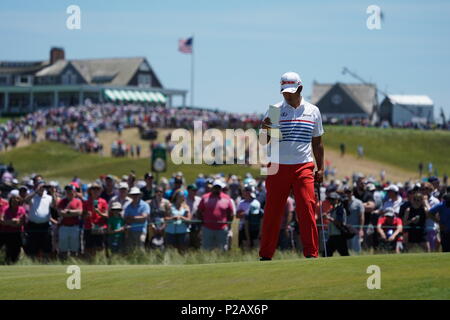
[{"left": 323, "top": 126, "right": 450, "bottom": 176}]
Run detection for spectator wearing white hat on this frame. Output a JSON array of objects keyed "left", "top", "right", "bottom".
[
  {"left": 124, "top": 187, "right": 150, "bottom": 250},
  {"left": 197, "top": 179, "right": 235, "bottom": 251},
  {"left": 107, "top": 202, "right": 125, "bottom": 253},
  {"left": 376, "top": 208, "right": 403, "bottom": 254},
  {"left": 237, "top": 185, "right": 262, "bottom": 249},
  {"left": 108, "top": 182, "right": 131, "bottom": 214},
  {"left": 379, "top": 185, "right": 402, "bottom": 216}
]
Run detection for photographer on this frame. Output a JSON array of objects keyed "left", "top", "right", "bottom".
[
  {"left": 427, "top": 193, "right": 450, "bottom": 252},
  {"left": 23, "top": 181, "right": 57, "bottom": 261},
  {"left": 322, "top": 192, "right": 349, "bottom": 257},
  {"left": 403, "top": 192, "right": 428, "bottom": 252}
]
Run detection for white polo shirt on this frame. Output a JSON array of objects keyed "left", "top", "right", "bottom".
[
  {"left": 265, "top": 98, "right": 324, "bottom": 164},
  {"left": 28, "top": 192, "right": 53, "bottom": 224}
]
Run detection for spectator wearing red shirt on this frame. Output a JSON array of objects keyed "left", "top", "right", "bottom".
[
  {"left": 82, "top": 183, "right": 108, "bottom": 256},
  {"left": 57, "top": 185, "right": 83, "bottom": 259},
  {"left": 197, "top": 180, "right": 235, "bottom": 251},
  {"left": 0, "top": 193, "right": 27, "bottom": 264},
  {"left": 377, "top": 208, "right": 403, "bottom": 254}
]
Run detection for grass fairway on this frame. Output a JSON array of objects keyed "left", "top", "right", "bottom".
[
  {"left": 324, "top": 126, "right": 450, "bottom": 175},
  {"left": 1, "top": 253, "right": 449, "bottom": 299}
]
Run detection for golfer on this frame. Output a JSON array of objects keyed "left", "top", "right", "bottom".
[{"left": 259, "top": 71, "right": 324, "bottom": 260}]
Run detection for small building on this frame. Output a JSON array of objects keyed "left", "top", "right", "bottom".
[
  {"left": 311, "top": 82, "right": 378, "bottom": 122},
  {"left": 379, "top": 95, "right": 434, "bottom": 126},
  {"left": 0, "top": 47, "right": 187, "bottom": 114}
]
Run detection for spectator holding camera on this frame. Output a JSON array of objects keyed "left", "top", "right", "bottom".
[
  {"left": 322, "top": 192, "right": 349, "bottom": 257},
  {"left": 23, "top": 181, "right": 57, "bottom": 260},
  {"left": 403, "top": 192, "right": 429, "bottom": 252}
]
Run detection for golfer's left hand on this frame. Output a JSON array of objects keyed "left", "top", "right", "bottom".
[{"left": 314, "top": 170, "right": 324, "bottom": 184}]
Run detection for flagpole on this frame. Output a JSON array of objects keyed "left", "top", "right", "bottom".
[{"left": 191, "top": 35, "right": 194, "bottom": 107}]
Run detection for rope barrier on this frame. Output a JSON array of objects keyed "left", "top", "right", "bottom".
[{"left": 4, "top": 219, "right": 433, "bottom": 232}]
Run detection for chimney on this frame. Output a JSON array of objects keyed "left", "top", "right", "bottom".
[{"left": 50, "top": 47, "right": 65, "bottom": 64}]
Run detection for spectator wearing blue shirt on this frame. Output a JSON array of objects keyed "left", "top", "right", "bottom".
[
  {"left": 428, "top": 194, "right": 450, "bottom": 252},
  {"left": 124, "top": 187, "right": 150, "bottom": 251}
]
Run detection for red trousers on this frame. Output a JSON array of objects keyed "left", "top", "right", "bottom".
[{"left": 259, "top": 162, "right": 319, "bottom": 258}]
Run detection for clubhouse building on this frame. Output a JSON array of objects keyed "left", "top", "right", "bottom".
[
  {"left": 0, "top": 47, "right": 187, "bottom": 114},
  {"left": 311, "top": 82, "right": 379, "bottom": 123}
]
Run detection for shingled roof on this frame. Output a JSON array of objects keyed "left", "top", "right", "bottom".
[
  {"left": 2, "top": 53, "right": 162, "bottom": 88},
  {"left": 311, "top": 82, "right": 377, "bottom": 115},
  {"left": 70, "top": 57, "right": 146, "bottom": 86}
]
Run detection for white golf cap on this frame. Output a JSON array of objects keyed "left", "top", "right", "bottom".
[
  {"left": 128, "top": 187, "right": 141, "bottom": 195},
  {"left": 110, "top": 202, "right": 123, "bottom": 210},
  {"left": 118, "top": 182, "right": 129, "bottom": 189},
  {"left": 212, "top": 179, "right": 226, "bottom": 189},
  {"left": 384, "top": 185, "right": 399, "bottom": 193},
  {"left": 384, "top": 207, "right": 395, "bottom": 217},
  {"left": 280, "top": 71, "right": 302, "bottom": 94}
]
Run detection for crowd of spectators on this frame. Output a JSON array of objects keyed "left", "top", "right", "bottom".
[
  {"left": 0, "top": 104, "right": 262, "bottom": 154},
  {"left": 0, "top": 165, "right": 449, "bottom": 264}
]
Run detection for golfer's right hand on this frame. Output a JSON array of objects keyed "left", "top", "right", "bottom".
[{"left": 261, "top": 117, "right": 272, "bottom": 130}]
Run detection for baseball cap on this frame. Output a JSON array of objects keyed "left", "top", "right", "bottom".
[
  {"left": 428, "top": 176, "right": 439, "bottom": 183},
  {"left": 110, "top": 202, "right": 122, "bottom": 210},
  {"left": 384, "top": 207, "right": 395, "bottom": 217},
  {"left": 327, "top": 192, "right": 341, "bottom": 200},
  {"left": 212, "top": 179, "right": 226, "bottom": 189},
  {"left": 64, "top": 184, "right": 76, "bottom": 191},
  {"left": 89, "top": 182, "right": 102, "bottom": 189},
  {"left": 129, "top": 187, "right": 141, "bottom": 195},
  {"left": 366, "top": 183, "right": 376, "bottom": 192},
  {"left": 187, "top": 184, "right": 198, "bottom": 191},
  {"left": 244, "top": 185, "right": 256, "bottom": 198},
  {"left": 70, "top": 181, "right": 80, "bottom": 189},
  {"left": 8, "top": 189, "right": 19, "bottom": 198},
  {"left": 280, "top": 72, "right": 302, "bottom": 94},
  {"left": 118, "top": 182, "right": 129, "bottom": 190},
  {"left": 384, "top": 185, "right": 399, "bottom": 193},
  {"left": 144, "top": 172, "right": 154, "bottom": 179}
]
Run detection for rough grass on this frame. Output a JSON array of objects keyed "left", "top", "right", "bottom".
[
  {"left": 323, "top": 125, "right": 450, "bottom": 175},
  {"left": 0, "top": 253, "right": 449, "bottom": 299}
]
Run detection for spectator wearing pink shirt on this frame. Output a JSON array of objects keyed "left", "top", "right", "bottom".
[
  {"left": 197, "top": 180, "right": 235, "bottom": 251},
  {"left": 0, "top": 193, "right": 27, "bottom": 263}
]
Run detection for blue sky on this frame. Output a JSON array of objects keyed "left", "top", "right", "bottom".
[{"left": 1, "top": 0, "right": 449, "bottom": 118}]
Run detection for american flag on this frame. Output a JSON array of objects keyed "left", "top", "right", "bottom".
[{"left": 178, "top": 37, "right": 193, "bottom": 54}]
